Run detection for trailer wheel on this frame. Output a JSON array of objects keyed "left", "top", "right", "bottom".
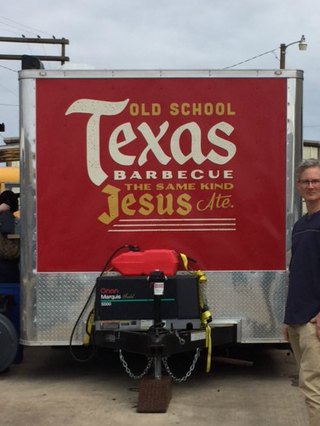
[{"left": 0, "top": 313, "right": 18, "bottom": 373}]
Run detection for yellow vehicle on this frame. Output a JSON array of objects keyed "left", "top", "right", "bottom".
[
  {"left": 0, "top": 166, "right": 20, "bottom": 193},
  {"left": 0, "top": 166, "right": 20, "bottom": 217}
]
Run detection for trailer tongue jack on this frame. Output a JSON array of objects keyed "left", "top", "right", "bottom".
[
  {"left": 93, "top": 267, "right": 208, "bottom": 413},
  {"left": 137, "top": 270, "right": 173, "bottom": 413}
]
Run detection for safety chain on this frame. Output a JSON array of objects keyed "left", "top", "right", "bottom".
[
  {"left": 119, "top": 350, "right": 153, "bottom": 380},
  {"left": 162, "top": 347, "right": 201, "bottom": 383}
]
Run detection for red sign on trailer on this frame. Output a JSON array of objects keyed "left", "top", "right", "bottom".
[{"left": 36, "top": 77, "right": 287, "bottom": 272}]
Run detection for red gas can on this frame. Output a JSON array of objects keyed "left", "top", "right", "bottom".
[{"left": 111, "top": 249, "right": 179, "bottom": 276}]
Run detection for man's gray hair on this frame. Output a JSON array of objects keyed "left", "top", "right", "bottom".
[{"left": 296, "top": 158, "right": 320, "bottom": 180}]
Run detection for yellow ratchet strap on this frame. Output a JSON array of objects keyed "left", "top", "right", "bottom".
[
  {"left": 179, "top": 256, "right": 212, "bottom": 373},
  {"left": 196, "top": 270, "right": 212, "bottom": 372},
  {"left": 179, "top": 252, "right": 189, "bottom": 270},
  {"left": 84, "top": 310, "right": 95, "bottom": 346},
  {"left": 205, "top": 323, "right": 212, "bottom": 372}
]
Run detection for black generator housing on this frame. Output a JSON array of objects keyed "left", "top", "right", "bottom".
[{"left": 94, "top": 274, "right": 201, "bottom": 324}]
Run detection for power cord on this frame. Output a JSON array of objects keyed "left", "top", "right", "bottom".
[{"left": 69, "top": 244, "right": 139, "bottom": 362}]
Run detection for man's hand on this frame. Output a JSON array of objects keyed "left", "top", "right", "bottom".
[
  {"left": 315, "top": 314, "right": 320, "bottom": 340},
  {"left": 310, "top": 313, "right": 320, "bottom": 340}
]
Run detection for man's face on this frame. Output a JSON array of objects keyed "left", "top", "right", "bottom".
[{"left": 297, "top": 166, "right": 320, "bottom": 203}]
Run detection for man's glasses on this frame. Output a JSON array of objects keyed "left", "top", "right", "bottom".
[{"left": 298, "top": 179, "right": 320, "bottom": 187}]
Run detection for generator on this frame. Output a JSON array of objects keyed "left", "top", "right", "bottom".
[
  {"left": 92, "top": 248, "right": 210, "bottom": 359},
  {"left": 94, "top": 274, "right": 201, "bottom": 332}
]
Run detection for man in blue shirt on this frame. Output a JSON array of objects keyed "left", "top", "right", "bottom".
[{"left": 284, "top": 158, "right": 320, "bottom": 426}]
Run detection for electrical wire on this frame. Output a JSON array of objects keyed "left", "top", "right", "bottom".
[
  {"left": 0, "top": 15, "right": 54, "bottom": 38},
  {"left": 223, "top": 47, "right": 278, "bottom": 70},
  {"left": 0, "top": 64, "right": 18, "bottom": 73},
  {"left": 68, "top": 244, "right": 139, "bottom": 363},
  {"left": 0, "top": 15, "right": 64, "bottom": 66}
]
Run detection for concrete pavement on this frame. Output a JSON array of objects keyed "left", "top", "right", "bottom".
[{"left": 0, "top": 344, "right": 309, "bottom": 426}]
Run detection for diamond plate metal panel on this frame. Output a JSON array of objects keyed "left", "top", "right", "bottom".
[
  {"left": 21, "top": 273, "right": 97, "bottom": 345},
  {"left": 20, "top": 271, "right": 288, "bottom": 345},
  {"left": 205, "top": 271, "right": 288, "bottom": 342}
]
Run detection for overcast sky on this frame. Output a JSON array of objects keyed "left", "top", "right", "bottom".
[{"left": 0, "top": 0, "right": 319, "bottom": 141}]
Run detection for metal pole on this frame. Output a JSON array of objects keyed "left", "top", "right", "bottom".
[
  {"left": 0, "top": 54, "right": 70, "bottom": 62},
  {"left": 61, "top": 44, "right": 66, "bottom": 65},
  {"left": 153, "top": 356, "right": 162, "bottom": 380},
  {"left": 280, "top": 43, "right": 286, "bottom": 69},
  {"left": 0, "top": 36, "right": 70, "bottom": 64},
  {"left": 0, "top": 36, "right": 69, "bottom": 45}
]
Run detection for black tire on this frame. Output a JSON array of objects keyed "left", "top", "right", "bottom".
[{"left": 0, "top": 313, "right": 18, "bottom": 373}]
